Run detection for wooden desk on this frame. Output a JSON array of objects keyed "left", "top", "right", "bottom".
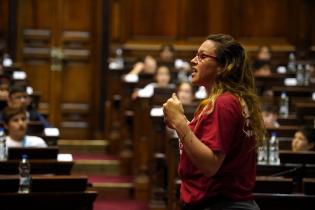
[
  {"left": 0, "top": 191, "right": 97, "bottom": 210},
  {"left": 303, "top": 178, "right": 315, "bottom": 195},
  {"left": 0, "top": 160, "right": 73, "bottom": 175},
  {"left": 267, "top": 126, "right": 298, "bottom": 138},
  {"left": 255, "top": 176, "right": 293, "bottom": 194},
  {"left": 257, "top": 163, "right": 315, "bottom": 179},
  {"left": 0, "top": 175, "right": 88, "bottom": 192},
  {"left": 273, "top": 86, "right": 314, "bottom": 98},
  {"left": 280, "top": 150, "right": 315, "bottom": 165},
  {"left": 0, "top": 174, "right": 96, "bottom": 210},
  {"left": 254, "top": 193, "right": 315, "bottom": 210}
]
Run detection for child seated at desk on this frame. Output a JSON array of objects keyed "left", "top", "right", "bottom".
[
  {"left": 261, "top": 104, "right": 280, "bottom": 128},
  {"left": 177, "top": 81, "right": 194, "bottom": 105},
  {"left": 292, "top": 126, "right": 315, "bottom": 152},
  {"left": 252, "top": 45, "right": 273, "bottom": 77},
  {"left": 3, "top": 106, "right": 47, "bottom": 148},
  {"left": 132, "top": 66, "right": 175, "bottom": 99}
]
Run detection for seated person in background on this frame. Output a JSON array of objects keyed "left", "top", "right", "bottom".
[
  {"left": 0, "top": 75, "right": 10, "bottom": 111},
  {"left": 128, "top": 55, "right": 157, "bottom": 75},
  {"left": 177, "top": 81, "right": 194, "bottom": 105},
  {"left": 132, "top": 66, "right": 175, "bottom": 99},
  {"left": 3, "top": 106, "right": 47, "bottom": 148},
  {"left": 292, "top": 126, "right": 315, "bottom": 152},
  {"left": 261, "top": 104, "right": 280, "bottom": 128},
  {"left": 6, "top": 85, "right": 51, "bottom": 128},
  {"left": 252, "top": 45, "right": 273, "bottom": 77},
  {"left": 158, "top": 44, "right": 175, "bottom": 64}
]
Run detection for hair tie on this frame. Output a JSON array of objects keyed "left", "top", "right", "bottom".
[{"left": 227, "top": 64, "right": 233, "bottom": 71}]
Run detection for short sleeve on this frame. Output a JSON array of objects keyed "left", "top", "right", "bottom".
[
  {"left": 138, "top": 83, "right": 154, "bottom": 97},
  {"left": 26, "top": 136, "right": 48, "bottom": 148},
  {"left": 196, "top": 94, "right": 242, "bottom": 154}
]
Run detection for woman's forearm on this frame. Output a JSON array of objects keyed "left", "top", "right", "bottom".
[{"left": 175, "top": 120, "right": 225, "bottom": 176}]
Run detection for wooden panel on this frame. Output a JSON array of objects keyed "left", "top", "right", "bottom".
[
  {"left": 184, "top": 0, "right": 231, "bottom": 38},
  {"left": 239, "top": 0, "right": 288, "bottom": 38},
  {"left": 17, "top": 0, "right": 55, "bottom": 104},
  {"left": 17, "top": 0, "right": 103, "bottom": 139},
  {"left": 17, "top": 0, "right": 55, "bottom": 29},
  {"left": 111, "top": 0, "right": 313, "bottom": 57},
  {"left": 183, "top": 0, "right": 209, "bottom": 38},
  {"left": 0, "top": 0, "right": 9, "bottom": 48},
  {"left": 61, "top": 60, "right": 91, "bottom": 102},
  {"left": 310, "top": 1, "right": 315, "bottom": 51},
  {"left": 129, "top": 0, "right": 179, "bottom": 38},
  {"left": 59, "top": 0, "right": 96, "bottom": 139},
  {"left": 61, "top": 0, "right": 92, "bottom": 30}
]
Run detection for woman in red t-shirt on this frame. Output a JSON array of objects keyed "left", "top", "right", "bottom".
[{"left": 163, "top": 34, "right": 265, "bottom": 210}]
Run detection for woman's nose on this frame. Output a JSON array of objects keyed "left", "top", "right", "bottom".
[{"left": 191, "top": 56, "right": 198, "bottom": 65}]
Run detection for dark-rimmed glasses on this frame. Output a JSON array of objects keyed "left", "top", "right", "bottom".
[{"left": 194, "top": 52, "right": 217, "bottom": 62}]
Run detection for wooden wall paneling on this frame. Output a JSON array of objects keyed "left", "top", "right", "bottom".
[
  {"left": 183, "top": 0, "right": 209, "bottom": 39},
  {"left": 17, "top": 0, "right": 55, "bottom": 104},
  {"left": 312, "top": 0, "right": 315, "bottom": 52},
  {"left": 118, "top": 0, "right": 132, "bottom": 43},
  {"left": 183, "top": 0, "right": 232, "bottom": 41},
  {"left": 58, "top": 0, "right": 100, "bottom": 139},
  {"left": 128, "top": 0, "right": 179, "bottom": 40},
  {"left": 207, "top": 0, "right": 231, "bottom": 36},
  {"left": 109, "top": 0, "right": 133, "bottom": 43},
  {"left": 293, "top": 0, "right": 313, "bottom": 58},
  {"left": 110, "top": 0, "right": 122, "bottom": 42},
  {"left": 110, "top": 0, "right": 315, "bottom": 61},
  {"left": 17, "top": 0, "right": 103, "bottom": 139},
  {"left": 239, "top": 0, "right": 289, "bottom": 38},
  {"left": 94, "top": 0, "right": 105, "bottom": 138},
  {"left": 0, "top": 0, "right": 9, "bottom": 37},
  {"left": 176, "top": 0, "right": 187, "bottom": 40},
  {"left": 0, "top": 0, "right": 9, "bottom": 52}
]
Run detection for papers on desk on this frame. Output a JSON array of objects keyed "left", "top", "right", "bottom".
[
  {"left": 13, "top": 71, "right": 27, "bottom": 80},
  {"left": 123, "top": 74, "right": 139, "bottom": 83},
  {"left": 150, "top": 107, "right": 164, "bottom": 117},
  {"left": 57, "top": 153, "right": 73, "bottom": 161},
  {"left": 284, "top": 78, "right": 297, "bottom": 86},
  {"left": 44, "top": 128, "right": 60, "bottom": 137},
  {"left": 27, "top": 86, "right": 34, "bottom": 95},
  {"left": 277, "top": 66, "right": 287, "bottom": 74}
]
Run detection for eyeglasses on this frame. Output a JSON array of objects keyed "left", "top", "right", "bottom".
[{"left": 194, "top": 52, "right": 217, "bottom": 62}]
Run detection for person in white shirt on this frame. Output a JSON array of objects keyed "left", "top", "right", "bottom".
[
  {"left": 2, "top": 106, "right": 47, "bottom": 148},
  {"left": 177, "top": 82, "right": 194, "bottom": 105},
  {"left": 132, "top": 66, "right": 175, "bottom": 99}
]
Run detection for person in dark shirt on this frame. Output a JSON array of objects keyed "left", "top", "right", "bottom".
[
  {"left": 0, "top": 75, "right": 10, "bottom": 111},
  {"left": 252, "top": 45, "right": 273, "bottom": 77},
  {"left": 5, "top": 85, "right": 51, "bottom": 128}
]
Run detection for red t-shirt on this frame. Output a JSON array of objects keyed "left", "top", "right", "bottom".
[{"left": 178, "top": 92, "right": 256, "bottom": 204}]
